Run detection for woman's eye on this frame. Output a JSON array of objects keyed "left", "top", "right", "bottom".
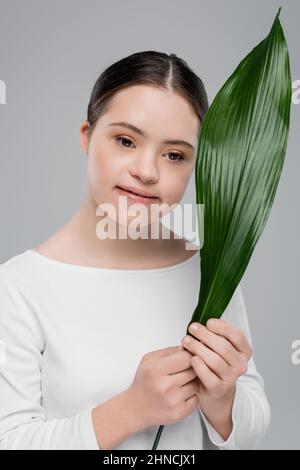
[
  {"left": 115, "top": 137, "right": 184, "bottom": 162},
  {"left": 115, "top": 136, "right": 135, "bottom": 148},
  {"left": 165, "top": 152, "right": 185, "bottom": 162}
]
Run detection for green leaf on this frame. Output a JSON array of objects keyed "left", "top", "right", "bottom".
[
  {"left": 153, "top": 7, "right": 292, "bottom": 451},
  {"left": 189, "top": 6, "right": 292, "bottom": 328}
]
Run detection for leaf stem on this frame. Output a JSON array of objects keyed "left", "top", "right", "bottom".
[{"left": 152, "top": 424, "right": 164, "bottom": 450}]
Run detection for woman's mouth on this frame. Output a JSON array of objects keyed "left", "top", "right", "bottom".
[{"left": 115, "top": 186, "right": 160, "bottom": 205}]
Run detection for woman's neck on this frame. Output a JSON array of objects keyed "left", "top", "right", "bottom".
[{"left": 39, "top": 192, "right": 193, "bottom": 270}]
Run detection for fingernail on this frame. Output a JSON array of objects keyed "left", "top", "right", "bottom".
[
  {"left": 183, "top": 335, "right": 191, "bottom": 343},
  {"left": 189, "top": 322, "right": 199, "bottom": 332}
]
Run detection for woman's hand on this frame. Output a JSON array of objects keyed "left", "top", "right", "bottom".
[
  {"left": 180, "top": 318, "right": 253, "bottom": 441},
  {"left": 126, "top": 345, "right": 201, "bottom": 432}
]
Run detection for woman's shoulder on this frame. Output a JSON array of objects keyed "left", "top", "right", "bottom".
[
  {"left": 0, "top": 251, "right": 46, "bottom": 348},
  {"left": 0, "top": 247, "right": 48, "bottom": 296},
  {"left": 0, "top": 249, "right": 36, "bottom": 311},
  {"left": 0, "top": 249, "right": 32, "bottom": 280}
]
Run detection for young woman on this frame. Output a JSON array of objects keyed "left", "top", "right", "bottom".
[{"left": 0, "top": 51, "right": 270, "bottom": 450}]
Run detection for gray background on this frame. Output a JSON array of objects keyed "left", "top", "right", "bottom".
[{"left": 0, "top": 0, "right": 299, "bottom": 449}]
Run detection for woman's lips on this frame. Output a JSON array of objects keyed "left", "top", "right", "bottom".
[{"left": 115, "top": 186, "right": 160, "bottom": 205}]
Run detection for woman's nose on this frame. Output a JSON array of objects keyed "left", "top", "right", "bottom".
[{"left": 129, "top": 153, "right": 159, "bottom": 183}]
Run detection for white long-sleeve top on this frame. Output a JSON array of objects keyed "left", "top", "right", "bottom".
[{"left": 0, "top": 248, "right": 270, "bottom": 450}]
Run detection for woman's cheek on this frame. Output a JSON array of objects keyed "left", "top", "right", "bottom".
[
  {"left": 165, "top": 177, "right": 189, "bottom": 205},
  {"left": 87, "top": 157, "right": 104, "bottom": 203}
]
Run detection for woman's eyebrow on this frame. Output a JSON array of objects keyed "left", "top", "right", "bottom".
[{"left": 107, "top": 121, "right": 195, "bottom": 152}]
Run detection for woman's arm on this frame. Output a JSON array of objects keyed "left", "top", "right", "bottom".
[
  {"left": 199, "top": 354, "right": 271, "bottom": 450},
  {"left": 0, "top": 269, "right": 142, "bottom": 450},
  {"left": 91, "top": 388, "right": 144, "bottom": 450},
  {"left": 182, "top": 283, "right": 271, "bottom": 450}
]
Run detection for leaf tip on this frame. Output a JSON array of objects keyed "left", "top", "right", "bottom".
[{"left": 276, "top": 6, "right": 282, "bottom": 18}]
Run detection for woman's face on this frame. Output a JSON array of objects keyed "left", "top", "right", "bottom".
[{"left": 80, "top": 84, "right": 201, "bottom": 232}]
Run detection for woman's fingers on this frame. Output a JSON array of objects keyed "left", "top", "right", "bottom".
[
  {"left": 180, "top": 377, "right": 200, "bottom": 401},
  {"left": 170, "top": 366, "right": 198, "bottom": 387},
  {"left": 159, "top": 349, "right": 193, "bottom": 375},
  {"left": 186, "top": 322, "right": 241, "bottom": 367},
  {"left": 181, "top": 335, "right": 234, "bottom": 381},
  {"left": 206, "top": 319, "right": 253, "bottom": 360},
  {"left": 190, "top": 356, "right": 226, "bottom": 397}
]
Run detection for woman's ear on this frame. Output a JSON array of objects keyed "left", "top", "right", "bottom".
[{"left": 79, "top": 120, "right": 91, "bottom": 155}]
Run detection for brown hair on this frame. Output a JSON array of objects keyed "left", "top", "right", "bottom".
[{"left": 86, "top": 50, "right": 209, "bottom": 138}]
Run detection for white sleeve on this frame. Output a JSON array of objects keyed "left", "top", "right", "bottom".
[
  {"left": 0, "top": 270, "right": 100, "bottom": 450},
  {"left": 198, "top": 283, "right": 271, "bottom": 450}
]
